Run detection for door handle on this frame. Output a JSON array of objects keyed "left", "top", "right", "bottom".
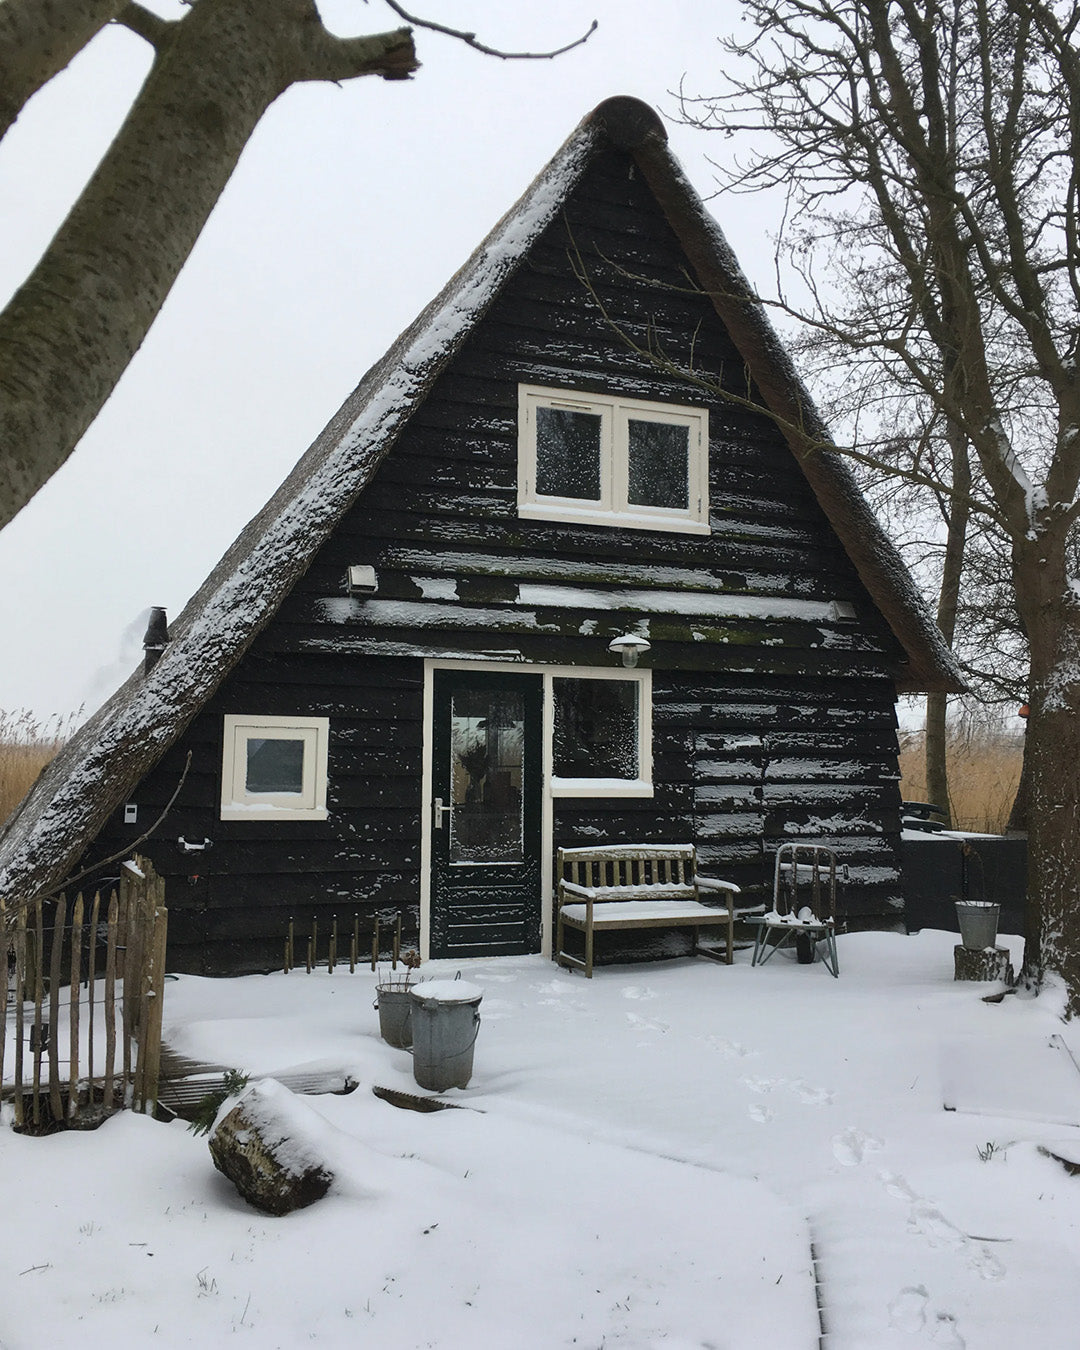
[{"left": 433, "top": 797, "right": 452, "bottom": 829}]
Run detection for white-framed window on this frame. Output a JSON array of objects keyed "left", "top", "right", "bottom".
[
  {"left": 220, "top": 715, "right": 330, "bottom": 821},
  {"left": 517, "top": 385, "right": 709, "bottom": 534},
  {"left": 550, "top": 669, "right": 652, "bottom": 797}
]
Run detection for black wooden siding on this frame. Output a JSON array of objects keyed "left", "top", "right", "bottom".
[{"left": 85, "top": 146, "right": 905, "bottom": 973}]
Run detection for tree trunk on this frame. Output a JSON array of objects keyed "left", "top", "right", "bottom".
[
  {"left": 1006, "top": 727, "right": 1030, "bottom": 833},
  {"left": 1013, "top": 534, "right": 1080, "bottom": 1006},
  {"left": 924, "top": 414, "right": 972, "bottom": 827},
  {"left": 924, "top": 691, "right": 951, "bottom": 823},
  {"left": 0, "top": 0, "right": 128, "bottom": 141},
  {"left": 0, "top": 0, "right": 414, "bottom": 529}
]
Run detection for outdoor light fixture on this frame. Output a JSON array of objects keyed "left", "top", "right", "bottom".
[
  {"left": 347, "top": 564, "right": 378, "bottom": 595},
  {"left": 607, "top": 634, "right": 651, "bottom": 668}
]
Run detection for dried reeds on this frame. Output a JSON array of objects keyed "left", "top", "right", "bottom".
[
  {"left": 899, "top": 721, "right": 1024, "bottom": 834},
  {"left": 0, "top": 708, "right": 78, "bottom": 826}
]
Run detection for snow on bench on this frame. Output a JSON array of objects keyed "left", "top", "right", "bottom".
[{"left": 555, "top": 844, "right": 756, "bottom": 978}]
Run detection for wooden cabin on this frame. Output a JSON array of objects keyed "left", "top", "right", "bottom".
[{"left": 0, "top": 98, "right": 962, "bottom": 975}]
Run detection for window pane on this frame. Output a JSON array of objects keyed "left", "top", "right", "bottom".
[
  {"left": 627, "top": 419, "right": 689, "bottom": 510},
  {"left": 246, "top": 737, "right": 305, "bottom": 794},
  {"left": 553, "top": 679, "right": 638, "bottom": 780},
  {"left": 536, "top": 406, "right": 601, "bottom": 500},
  {"left": 449, "top": 690, "right": 525, "bottom": 863}
]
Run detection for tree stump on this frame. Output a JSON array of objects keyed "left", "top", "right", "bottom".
[
  {"left": 954, "top": 944, "right": 1014, "bottom": 984},
  {"left": 209, "top": 1079, "right": 333, "bottom": 1215}
]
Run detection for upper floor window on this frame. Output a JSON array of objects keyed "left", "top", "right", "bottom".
[{"left": 517, "top": 385, "right": 709, "bottom": 534}]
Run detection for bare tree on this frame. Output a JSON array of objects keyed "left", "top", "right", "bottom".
[
  {"left": 0, "top": 1, "right": 595, "bottom": 531},
  {"left": 679, "top": 0, "right": 1080, "bottom": 1005}
]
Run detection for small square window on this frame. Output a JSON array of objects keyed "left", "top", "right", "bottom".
[
  {"left": 221, "top": 715, "right": 329, "bottom": 820},
  {"left": 550, "top": 672, "right": 652, "bottom": 797},
  {"left": 519, "top": 385, "right": 708, "bottom": 534}
]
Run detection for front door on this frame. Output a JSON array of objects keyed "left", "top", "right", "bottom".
[{"left": 430, "top": 670, "right": 543, "bottom": 958}]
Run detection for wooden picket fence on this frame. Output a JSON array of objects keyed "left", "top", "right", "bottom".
[{"left": 1, "top": 854, "right": 168, "bottom": 1131}]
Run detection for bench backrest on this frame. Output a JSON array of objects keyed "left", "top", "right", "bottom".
[{"left": 558, "top": 844, "right": 697, "bottom": 893}]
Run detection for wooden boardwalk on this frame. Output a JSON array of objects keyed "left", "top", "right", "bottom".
[{"left": 156, "top": 1043, "right": 357, "bottom": 1119}]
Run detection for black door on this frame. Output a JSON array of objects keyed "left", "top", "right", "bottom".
[{"left": 430, "top": 670, "right": 543, "bottom": 958}]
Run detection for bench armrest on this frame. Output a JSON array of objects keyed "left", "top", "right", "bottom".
[
  {"left": 559, "top": 880, "right": 597, "bottom": 902},
  {"left": 694, "top": 874, "right": 741, "bottom": 895}
]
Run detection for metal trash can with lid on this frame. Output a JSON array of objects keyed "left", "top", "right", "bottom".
[{"left": 408, "top": 978, "right": 483, "bottom": 1091}]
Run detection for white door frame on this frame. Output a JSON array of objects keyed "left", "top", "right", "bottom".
[{"left": 419, "top": 658, "right": 652, "bottom": 962}]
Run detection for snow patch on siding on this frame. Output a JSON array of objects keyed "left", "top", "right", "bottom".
[{"left": 519, "top": 584, "right": 840, "bottom": 622}]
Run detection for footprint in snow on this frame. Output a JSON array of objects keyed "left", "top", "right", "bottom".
[
  {"left": 748, "top": 1103, "right": 774, "bottom": 1123},
  {"left": 908, "top": 1202, "right": 967, "bottom": 1250},
  {"left": 741, "top": 1075, "right": 786, "bottom": 1094},
  {"left": 702, "top": 1035, "right": 756, "bottom": 1058},
  {"left": 832, "top": 1126, "right": 884, "bottom": 1165},
  {"left": 625, "top": 1012, "right": 669, "bottom": 1033},
  {"left": 621, "top": 985, "right": 658, "bottom": 1001},
  {"left": 969, "top": 1246, "right": 1006, "bottom": 1282},
  {"left": 931, "top": 1312, "right": 967, "bottom": 1347},
  {"left": 887, "top": 1285, "right": 928, "bottom": 1333},
  {"left": 792, "top": 1079, "right": 833, "bottom": 1105},
  {"left": 880, "top": 1170, "right": 919, "bottom": 1201},
  {"left": 531, "top": 979, "right": 569, "bottom": 995}
]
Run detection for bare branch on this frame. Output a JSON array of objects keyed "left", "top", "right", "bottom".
[
  {"left": 381, "top": 1, "right": 597, "bottom": 60},
  {"left": 58, "top": 752, "right": 192, "bottom": 894},
  {"left": 115, "top": 3, "right": 173, "bottom": 49},
  {"left": 296, "top": 24, "right": 418, "bottom": 83}
]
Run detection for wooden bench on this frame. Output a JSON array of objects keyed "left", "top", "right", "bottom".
[{"left": 555, "top": 844, "right": 746, "bottom": 978}]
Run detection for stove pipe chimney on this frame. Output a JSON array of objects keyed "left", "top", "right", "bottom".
[{"left": 143, "top": 607, "right": 169, "bottom": 674}]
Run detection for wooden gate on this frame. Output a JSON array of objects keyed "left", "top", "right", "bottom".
[{"left": 1, "top": 854, "right": 168, "bottom": 1130}]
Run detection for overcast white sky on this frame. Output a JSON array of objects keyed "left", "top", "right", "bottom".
[{"left": 0, "top": 0, "right": 782, "bottom": 722}]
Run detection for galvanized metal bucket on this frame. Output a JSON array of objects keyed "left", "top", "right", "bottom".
[
  {"left": 374, "top": 984, "right": 414, "bottom": 1049},
  {"left": 955, "top": 901, "right": 1000, "bottom": 951},
  {"left": 409, "top": 979, "right": 483, "bottom": 1092}
]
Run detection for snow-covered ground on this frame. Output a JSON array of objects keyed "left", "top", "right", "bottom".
[{"left": 4, "top": 929, "right": 1080, "bottom": 1349}]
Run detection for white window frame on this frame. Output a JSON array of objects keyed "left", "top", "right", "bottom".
[
  {"left": 549, "top": 668, "right": 652, "bottom": 798},
  {"left": 220, "top": 714, "right": 330, "bottom": 821},
  {"left": 517, "top": 384, "right": 709, "bottom": 535}
]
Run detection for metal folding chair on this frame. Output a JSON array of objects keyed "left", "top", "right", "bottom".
[{"left": 751, "top": 844, "right": 841, "bottom": 977}]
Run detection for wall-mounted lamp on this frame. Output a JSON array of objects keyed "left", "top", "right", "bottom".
[
  {"left": 607, "top": 634, "right": 651, "bottom": 668},
  {"left": 347, "top": 564, "right": 378, "bottom": 596}
]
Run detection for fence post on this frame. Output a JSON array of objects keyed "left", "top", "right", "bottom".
[
  {"left": 103, "top": 891, "right": 119, "bottom": 1112},
  {"left": 119, "top": 862, "right": 142, "bottom": 1101},
  {"left": 86, "top": 890, "right": 100, "bottom": 1096},
  {"left": 68, "top": 894, "right": 84, "bottom": 1122},
  {"left": 13, "top": 905, "right": 25, "bottom": 1129},
  {"left": 126, "top": 857, "right": 168, "bottom": 1116},
  {"left": 31, "top": 899, "right": 44, "bottom": 1129},
  {"left": 47, "top": 894, "right": 66, "bottom": 1123},
  {"left": 0, "top": 896, "right": 7, "bottom": 1108},
  {"left": 138, "top": 889, "right": 168, "bottom": 1117}
]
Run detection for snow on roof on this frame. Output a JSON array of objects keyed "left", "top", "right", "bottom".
[{"left": 0, "top": 95, "right": 961, "bottom": 913}]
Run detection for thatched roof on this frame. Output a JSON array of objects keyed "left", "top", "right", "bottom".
[{"left": 0, "top": 96, "right": 962, "bottom": 914}]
